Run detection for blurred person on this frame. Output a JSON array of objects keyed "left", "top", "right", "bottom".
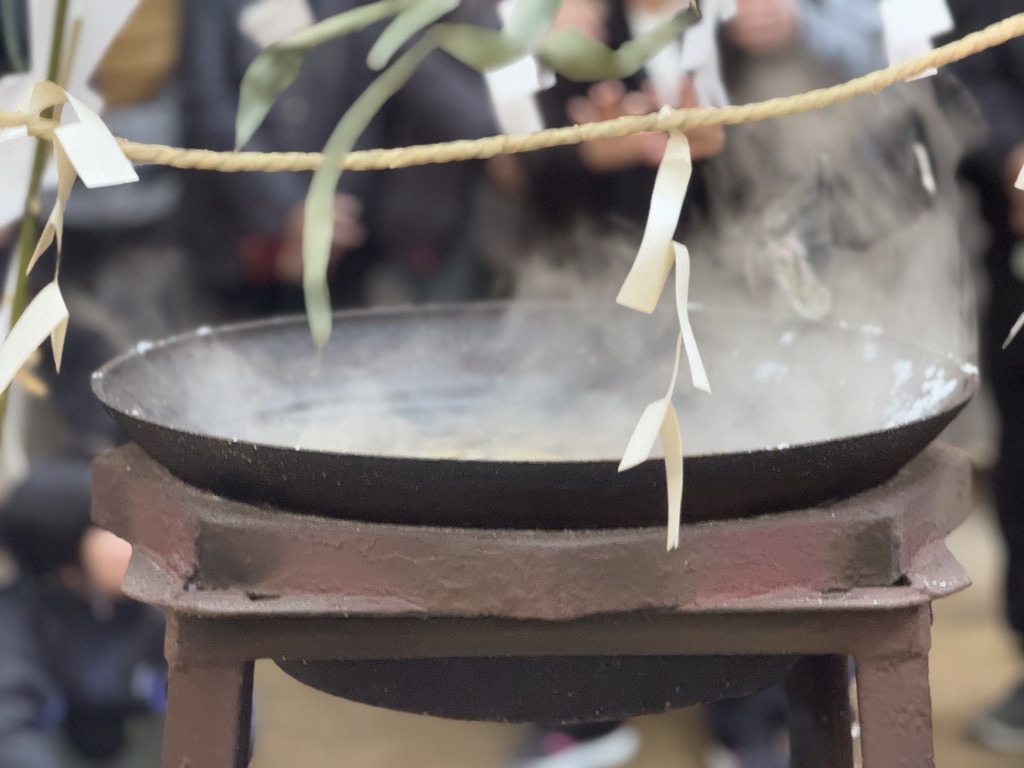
[
  {"left": 795, "top": 0, "right": 885, "bottom": 78},
  {"left": 501, "top": 2, "right": 782, "bottom": 765},
  {"left": 497, "top": 1, "right": 908, "bottom": 766},
  {"left": 484, "top": 0, "right": 728, "bottom": 301},
  {"left": 0, "top": 458, "right": 166, "bottom": 768},
  {"left": 179, "top": 0, "right": 500, "bottom": 320},
  {"left": 514, "top": 0, "right": 725, "bottom": 231},
  {"left": 487, "top": 0, "right": 880, "bottom": 300},
  {"left": 947, "top": 0, "right": 1024, "bottom": 752}
]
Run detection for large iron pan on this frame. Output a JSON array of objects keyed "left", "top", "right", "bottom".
[{"left": 92, "top": 301, "right": 976, "bottom": 528}]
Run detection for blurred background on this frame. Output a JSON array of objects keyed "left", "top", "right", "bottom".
[{"left": 1, "top": 0, "right": 1023, "bottom": 766}]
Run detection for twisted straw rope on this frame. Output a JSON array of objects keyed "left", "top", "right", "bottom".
[{"left": 2, "top": 12, "right": 1023, "bottom": 173}]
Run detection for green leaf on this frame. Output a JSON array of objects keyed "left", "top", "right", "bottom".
[
  {"left": 367, "top": 0, "right": 459, "bottom": 69},
  {"left": 235, "top": 0, "right": 405, "bottom": 149},
  {"left": 502, "top": 0, "right": 562, "bottom": 50},
  {"left": 431, "top": 22, "right": 525, "bottom": 71},
  {"left": 539, "top": 0, "right": 700, "bottom": 81},
  {"left": 303, "top": 38, "right": 437, "bottom": 347}
]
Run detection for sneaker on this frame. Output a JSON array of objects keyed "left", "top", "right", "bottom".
[
  {"left": 508, "top": 724, "right": 641, "bottom": 768},
  {"left": 970, "top": 682, "right": 1024, "bottom": 752}
]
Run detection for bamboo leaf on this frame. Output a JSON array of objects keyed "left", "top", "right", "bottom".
[
  {"left": 236, "top": 0, "right": 405, "bottom": 149},
  {"left": 539, "top": 0, "right": 699, "bottom": 81},
  {"left": 0, "top": 281, "right": 69, "bottom": 395},
  {"left": 503, "top": 0, "right": 562, "bottom": 50},
  {"left": 304, "top": 38, "right": 436, "bottom": 347},
  {"left": 431, "top": 23, "right": 525, "bottom": 71},
  {"left": 367, "top": 0, "right": 459, "bottom": 69}
]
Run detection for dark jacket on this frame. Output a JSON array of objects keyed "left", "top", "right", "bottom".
[
  {"left": 0, "top": 461, "right": 167, "bottom": 766},
  {"left": 948, "top": 0, "right": 1024, "bottom": 203},
  {"left": 0, "top": 580, "right": 62, "bottom": 768},
  {"left": 180, "top": 0, "right": 499, "bottom": 297},
  {"left": 0, "top": 578, "right": 167, "bottom": 767}
]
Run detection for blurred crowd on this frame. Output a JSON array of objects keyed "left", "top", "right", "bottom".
[{"left": 0, "top": 0, "right": 1022, "bottom": 766}]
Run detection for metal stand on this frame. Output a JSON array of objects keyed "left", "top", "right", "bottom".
[{"left": 92, "top": 443, "right": 972, "bottom": 768}]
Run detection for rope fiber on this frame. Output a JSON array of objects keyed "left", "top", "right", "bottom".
[{"left": 1, "top": 12, "right": 1022, "bottom": 174}]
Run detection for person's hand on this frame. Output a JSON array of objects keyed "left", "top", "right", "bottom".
[
  {"left": 552, "top": 0, "right": 608, "bottom": 39},
  {"left": 1005, "top": 144, "right": 1024, "bottom": 238},
  {"left": 677, "top": 77, "right": 725, "bottom": 160},
  {"left": 79, "top": 526, "right": 133, "bottom": 599},
  {"left": 276, "top": 194, "right": 366, "bottom": 284},
  {"left": 487, "top": 155, "right": 529, "bottom": 196},
  {"left": 726, "top": 0, "right": 798, "bottom": 56},
  {"left": 569, "top": 80, "right": 667, "bottom": 173}
]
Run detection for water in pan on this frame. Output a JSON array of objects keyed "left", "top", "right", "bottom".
[{"left": 130, "top": 304, "right": 973, "bottom": 462}]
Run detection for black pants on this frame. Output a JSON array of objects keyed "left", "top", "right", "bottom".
[{"left": 981, "top": 229, "right": 1024, "bottom": 639}]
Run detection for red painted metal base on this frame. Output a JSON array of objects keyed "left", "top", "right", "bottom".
[{"left": 92, "top": 443, "right": 973, "bottom": 768}]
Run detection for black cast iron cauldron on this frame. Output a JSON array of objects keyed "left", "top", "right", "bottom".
[{"left": 93, "top": 301, "right": 976, "bottom": 529}]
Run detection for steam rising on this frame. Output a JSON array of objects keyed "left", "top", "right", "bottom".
[
  {"left": 99, "top": 300, "right": 974, "bottom": 462},
  {"left": 95, "top": 72, "right": 979, "bottom": 468}
]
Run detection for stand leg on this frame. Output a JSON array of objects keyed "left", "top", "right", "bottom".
[
  {"left": 855, "top": 651, "right": 933, "bottom": 768},
  {"left": 786, "top": 655, "right": 854, "bottom": 768},
  {"left": 162, "top": 661, "right": 254, "bottom": 768}
]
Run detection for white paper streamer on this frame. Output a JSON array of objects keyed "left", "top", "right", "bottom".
[
  {"left": 24, "top": 81, "right": 138, "bottom": 273},
  {"left": 673, "top": 242, "right": 710, "bottom": 393},
  {"left": 27, "top": 142, "right": 74, "bottom": 273},
  {"left": 617, "top": 128, "right": 692, "bottom": 312},
  {"left": 618, "top": 334, "right": 685, "bottom": 549},
  {"left": 0, "top": 2, "right": 139, "bottom": 224},
  {"left": 912, "top": 141, "right": 937, "bottom": 196},
  {"left": 880, "top": 0, "right": 953, "bottom": 78},
  {"left": 485, "top": 55, "right": 551, "bottom": 135},
  {"left": 693, "top": 53, "right": 729, "bottom": 109},
  {"left": 28, "top": 0, "right": 139, "bottom": 109},
  {"left": 628, "top": 7, "right": 682, "bottom": 107},
  {"left": 660, "top": 402, "right": 682, "bottom": 550},
  {"left": 240, "top": 0, "right": 315, "bottom": 48},
  {"left": 55, "top": 89, "right": 139, "bottom": 189},
  {"left": 619, "top": 395, "right": 672, "bottom": 472},
  {"left": 619, "top": 333, "right": 682, "bottom": 472},
  {"left": 0, "top": 281, "right": 69, "bottom": 395},
  {"left": 679, "top": 0, "right": 715, "bottom": 72},
  {"left": 679, "top": 0, "right": 732, "bottom": 106},
  {"left": 1004, "top": 311, "right": 1024, "bottom": 350}
]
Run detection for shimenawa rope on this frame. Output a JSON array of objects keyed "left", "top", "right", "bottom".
[{"left": 0, "top": 12, "right": 1021, "bottom": 174}]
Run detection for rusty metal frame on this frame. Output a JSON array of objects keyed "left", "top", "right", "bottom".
[{"left": 91, "top": 444, "right": 972, "bottom": 768}]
